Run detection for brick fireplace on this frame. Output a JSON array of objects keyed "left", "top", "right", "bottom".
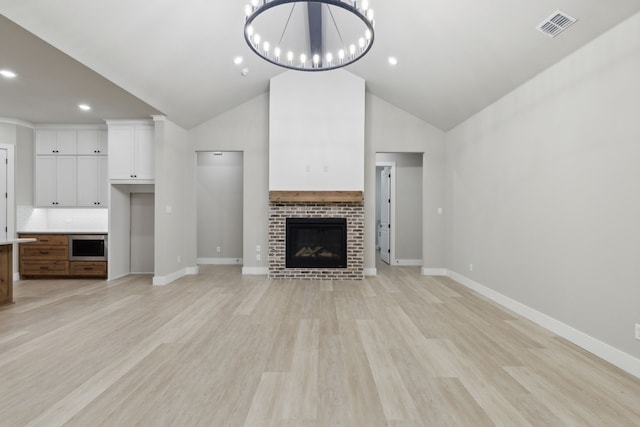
[{"left": 268, "top": 192, "right": 364, "bottom": 280}]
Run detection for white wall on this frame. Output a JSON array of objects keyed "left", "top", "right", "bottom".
[
  {"left": 190, "top": 94, "right": 270, "bottom": 274},
  {"left": 269, "top": 70, "right": 365, "bottom": 191},
  {"left": 446, "top": 12, "right": 640, "bottom": 361},
  {"left": 365, "top": 95, "right": 446, "bottom": 272},
  {"left": 153, "top": 118, "right": 197, "bottom": 283},
  {"left": 196, "top": 151, "right": 243, "bottom": 261}
]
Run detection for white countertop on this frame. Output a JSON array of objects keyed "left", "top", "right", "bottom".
[{"left": 0, "top": 238, "right": 37, "bottom": 245}]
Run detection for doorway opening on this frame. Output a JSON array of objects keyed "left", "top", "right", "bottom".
[
  {"left": 196, "top": 151, "right": 243, "bottom": 265},
  {"left": 376, "top": 153, "right": 423, "bottom": 266}
]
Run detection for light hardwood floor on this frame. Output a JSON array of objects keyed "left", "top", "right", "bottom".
[{"left": 2, "top": 264, "right": 640, "bottom": 426}]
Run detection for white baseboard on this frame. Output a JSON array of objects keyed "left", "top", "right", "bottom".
[
  {"left": 422, "top": 268, "right": 447, "bottom": 276},
  {"left": 364, "top": 268, "right": 377, "bottom": 276},
  {"left": 185, "top": 266, "right": 199, "bottom": 275},
  {"left": 197, "top": 258, "right": 242, "bottom": 265},
  {"left": 13, "top": 272, "right": 20, "bottom": 281},
  {"left": 394, "top": 259, "right": 423, "bottom": 266},
  {"left": 446, "top": 270, "right": 640, "bottom": 380},
  {"left": 242, "top": 267, "right": 269, "bottom": 276},
  {"left": 152, "top": 266, "right": 198, "bottom": 286}
]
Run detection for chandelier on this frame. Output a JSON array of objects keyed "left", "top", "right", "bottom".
[{"left": 243, "top": 0, "right": 375, "bottom": 71}]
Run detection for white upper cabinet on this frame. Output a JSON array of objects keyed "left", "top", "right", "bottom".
[
  {"left": 35, "top": 129, "right": 77, "bottom": 155},
  {"left": 35, "top": 156, "right": 77, "bottom": 206},
  {"left": 34, "top": 125, "right": 109, "bottom": 208},
  {"left": 108, "top": 123, "right": 154, "bottom": 182},
  {"left": 77, "top": 130, "right": 108, "bottom": 155},
  {"left": 77, "top": 156, "right": 109, "bottom": 207}
]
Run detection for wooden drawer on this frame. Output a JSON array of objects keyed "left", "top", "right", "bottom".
[
  {"left": 21, "top": 260, "right": 69, "bottom": 276},
  {"left": 69, "top": 261, "right": 107, "bottom": 277},
  {"left": 20, "top": 245, "right": 68, "bottom": 260},
  {"left": 18, "top": 234, "right": 68, "bottom": 245}
]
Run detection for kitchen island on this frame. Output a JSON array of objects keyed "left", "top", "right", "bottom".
[{"left": 0, "top": 238, "right": 37, "bottom": 306}]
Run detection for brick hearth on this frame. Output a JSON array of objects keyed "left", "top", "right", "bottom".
[{"left": 268, "top": 201, "right": 364, "bottom": 280}]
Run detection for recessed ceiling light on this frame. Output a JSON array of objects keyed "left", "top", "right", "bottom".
[
  {"left": 388, "top": 57, "right": 398, "bottom": 66},
  {"left": 233, "top": 56, "right": 244, "bottom": 65},
  {"left": 78, "top": 104, "right": 91, "bottom": 111},
  {"left": 241, "top": 68, "right": 249, "bottom": 76},
  {"left": 0, "top": 69, "right": 17, "bottom": 79}
]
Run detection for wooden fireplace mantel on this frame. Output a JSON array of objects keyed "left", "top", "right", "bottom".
[{"left": 269, "top": 191, "right": 363, "bottom": 203}]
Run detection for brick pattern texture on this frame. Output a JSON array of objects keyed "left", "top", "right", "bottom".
[{"left": 269, "top": 201, "right": 364, "bottom": 280}]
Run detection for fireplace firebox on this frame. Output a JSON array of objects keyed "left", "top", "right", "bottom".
[{"left": 286, "top": 218, "right": 347, "bottom": 269}]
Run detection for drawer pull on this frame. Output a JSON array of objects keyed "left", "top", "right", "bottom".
[
  {"left": 39, "top": 251, "right": 50, "bottom": 255},
  {"left": 39, "top": 266, "right": 50, "bottom": 270},
  {"left": 83, "top": 267, "right": 93, "bottom": 271}
]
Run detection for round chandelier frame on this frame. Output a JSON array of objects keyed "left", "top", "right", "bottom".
[{"left": 243, "top": 0, "right": 375, "bottom": 72}]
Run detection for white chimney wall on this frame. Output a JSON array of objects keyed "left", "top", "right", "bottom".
[{"left": 269, "top": 69, "right": 365, "bottom": 191}]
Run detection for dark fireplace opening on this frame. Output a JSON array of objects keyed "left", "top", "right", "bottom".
[{"left": 286, "top": 218, "right": 347, "bottom": 269}]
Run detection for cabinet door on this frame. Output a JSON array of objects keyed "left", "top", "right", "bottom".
[
  {"left": 35, "top": 156, "right": 56, "bottom": 206},
  {"left": 108, "top": 127, "right": 135, "bottom": 179},
  {"left": 35, "top": 130, "right": 57, "bottom": 155},
  {"left": 98, "top": 156, "right": 109, "bottom": 207},
  {"left": 98, "top": 130, "right": 108, "bottom": 155},
  {"left": 56, "top": 130, "right": 77, "bottom": 155},
  {"left": 55, "top": 156, "right": 77, "bottom": 206},
  {"left": 134, "top": 126, "right": 154, "bottom": 180},
  {"left": 77, "top": 130, "right": 99, "bottom": 155},
  {"left": 77, "top": 156, "right": 99, "bottom": 206}
]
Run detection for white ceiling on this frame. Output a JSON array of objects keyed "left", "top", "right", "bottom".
[{"left": 1, "top": 0, "right": 640, "bottom": 130}]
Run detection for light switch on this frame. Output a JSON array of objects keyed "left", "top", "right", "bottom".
[{"left": 166, "top": 205, "right": 173, "bottom": 214}]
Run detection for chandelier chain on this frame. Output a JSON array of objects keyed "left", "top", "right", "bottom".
[
  {"left": 326, "top": 4, "right": 346, "bottom": 48},
  {"left": 278, "top": 3, "right": 298, "bottom": 47}
]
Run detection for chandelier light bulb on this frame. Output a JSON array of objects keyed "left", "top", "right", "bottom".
[
  {"left": 326, "top": 52, "right": 333, "bottom": 65},
  {"left": 358, "top": 37, "right": 365, "bottom": 50},
  {"left": 349, "top": 44, "right": 356, "bottom": 57},
  {"left": 313, "top": 54, "right": 320, "bottom": 67},
  {"left": 274, "top": 47, "right": 281, "bottom": 60},
  {"left": 365, "top": 29, "right": 372, "bottom": 40},
  {"left": 361, "top": 0, "right": 369, "bottom": 11},
  {"left": 367, "top": 9, "right": 374, "bottom": 21},
  {"left": 246, "top": 25, "right": 254, "bottom": 37},
  {"left": 338, "top": 49, "right": 345, "bottom": 62},
  {"left": 287, "top": 51, "right": 294, "bottom": 63},
  {"left": 244, "top": 5, "right": 252, "bottom": 17},
  {"left": 253, "top": 33, "right": 261, "bottom": 46},
  {"left": 300, "top": 53, "right": 307, "bottom": 66},
  {"left": 251, "top": 0, "right": 258, "bottom": 7},
  {"left": 263, "top": 41, "right": 270, "bottom": 54}
]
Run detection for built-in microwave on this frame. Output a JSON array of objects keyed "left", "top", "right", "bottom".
[{"left": 68, "top": 235, "right": 108, "bottom": 261}]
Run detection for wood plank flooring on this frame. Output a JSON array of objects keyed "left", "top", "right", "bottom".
[{"left": 1, "top": 264, "right": 639, "bottom": 426}]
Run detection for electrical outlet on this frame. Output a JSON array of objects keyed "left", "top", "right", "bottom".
[
  {"left": 216, "top": 246, "right": 221, "bottom": 253},
  {"left": 256, "top": 245, "right": 261, "bottom": 253},
  {"left": 256, "top": 254, "right": 261, "bottom": 261},
  {"left": 635, "top": 323, "right": 640, "bottom": 340},
  {"left": 469, "top": 263, "right": 473, "bottom": 272},
  {"left": 177, "top": 255, "right": 181, "bottom": 263}
]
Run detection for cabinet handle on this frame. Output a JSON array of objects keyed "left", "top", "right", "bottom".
[
  {"left": 39, "top": 266, "right": 50, "bottom": 270},
  {"left": 39, "top": 251, "right": 49, "bottom": 255}
]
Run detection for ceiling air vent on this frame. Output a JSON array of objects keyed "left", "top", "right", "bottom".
[{"left": 536, "top": 10, "right": 577, "bottom": 38}]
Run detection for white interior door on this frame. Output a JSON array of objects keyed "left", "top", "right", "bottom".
[
  {"left": 379, "top": 166, "right": 391, "bottom": 264},
  {"left": 0, "top": 149, "right": 7, "bottom": 241}
]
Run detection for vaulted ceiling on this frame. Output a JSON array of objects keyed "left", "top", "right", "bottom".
[{"left": 1, "top": 1, "right": 640, "bottom": 130}]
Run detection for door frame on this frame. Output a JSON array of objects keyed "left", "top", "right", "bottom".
[
  {"left": 0, "top": 144, "right": 15, "bottom": 279},
  {"left": 376, "top": 160, "right": 396, "bottom": 265}
]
